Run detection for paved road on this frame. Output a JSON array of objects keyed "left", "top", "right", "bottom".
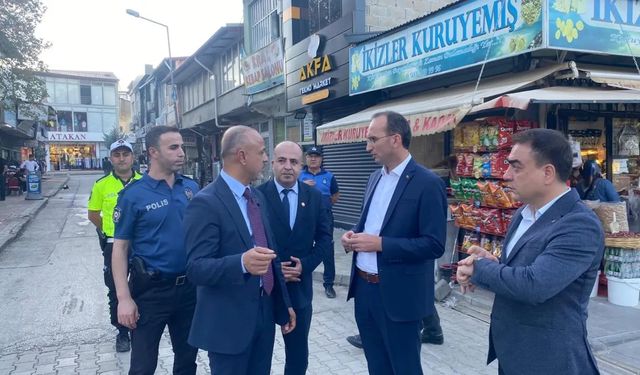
[{"left": 0, "top": 174, "right": 559, "bottom": 374}]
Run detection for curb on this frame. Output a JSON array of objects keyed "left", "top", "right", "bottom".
[{"left": 0, "top": 175, "right": 70, "bottom": 253}]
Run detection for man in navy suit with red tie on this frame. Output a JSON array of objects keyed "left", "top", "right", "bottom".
[
  {"left": 183, "top": 125, "right": 296, "bottom": 375},
  {"left": 258, "top": 141, "right": 332, "bottom": 375},
  {"left": 342, "top": 111, "right": 447, "bottom": 375}
]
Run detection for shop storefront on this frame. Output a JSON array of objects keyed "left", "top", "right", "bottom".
[{"left": 46, "top": 131, "right": 105, "bottom": 171}]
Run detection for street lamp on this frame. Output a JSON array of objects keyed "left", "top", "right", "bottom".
[{"left": 125, "top": 8, "right": 180, "bottom": 128}]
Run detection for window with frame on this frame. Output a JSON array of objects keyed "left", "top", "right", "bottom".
[
  {"left": 80, "top": 85, "right": 92, "bottom": 105},
  {"left": 222, "top": 44, "right": 243, "bottom": 93},
  {"left": 249, "top": 0, "right": 279, "bottom": 53},
  {"left": 308, "top": 0, "right": 341, "bottom": 34}
]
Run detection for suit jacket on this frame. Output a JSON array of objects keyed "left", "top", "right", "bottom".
[
  {"left": 257, "top": 180, "right": 332, "bottom": 310},
  {"left": 472, "top": 189, "right": 603, "bottom": 375},
  {"left": 346, "top": 158, "right": 447, "bottom": 321},
  {"left": 183, "top": 176, "right": 292, "bottom": 355}
]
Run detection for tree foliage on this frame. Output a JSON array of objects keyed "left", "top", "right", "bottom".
[
  {"left": 0, "top": 0, "right": 49, "bottom": 106},
  {"left": 103, "top": 126, "right": 124, "bottom": 147}
]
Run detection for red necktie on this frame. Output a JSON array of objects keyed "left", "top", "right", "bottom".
[{"left": 243, "top": 188, "right": 274, "bottom": 295}]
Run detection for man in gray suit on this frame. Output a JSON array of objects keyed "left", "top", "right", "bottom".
[{"left": 457, "top": 128, "right": 603, "bottom": 375}]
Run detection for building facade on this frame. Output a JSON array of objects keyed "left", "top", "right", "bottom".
[{"left": 41, "top": 70, "right": 119, "bottom": 171}]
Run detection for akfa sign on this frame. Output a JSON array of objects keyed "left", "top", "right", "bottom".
[{"left": 299, "top": 55, "right": 333, "bottom": 81}]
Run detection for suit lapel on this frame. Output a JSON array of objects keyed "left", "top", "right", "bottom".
[
  {"left": 380, "top": 159, "right": 416, "bottom": 231},
  {"left": 505, "top": 189, "right": 580, "bottom": 264},
  {"left": 214, "top": 178, "right": 253, "bottom": 250},
  {"left": 291, "top": 184, "right": 307, "bottom": 233},
  {"left": 265, "top": 180, "right": 290, "bottom": 230}
]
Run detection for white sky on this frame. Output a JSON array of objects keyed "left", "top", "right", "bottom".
[{"left": 37, "top": 0, "right": 243, "bottom": 90}]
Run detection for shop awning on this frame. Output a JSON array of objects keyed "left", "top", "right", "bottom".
[
  {"left": 470, "top": 86, "right": 640, "bottom": 113},
  {"left": 579, "top": 66, "right": 640, "bottom": 90},
  {"left": 316, "top": 64, "right": 568, "bottom": 145}
]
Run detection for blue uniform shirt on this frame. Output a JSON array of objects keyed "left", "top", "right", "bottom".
[
  {"left": 299, "top": 167, "right": 338, "bottom": 209},
  {"left": 113, "top": 173, "right": 199, "bottom": 274}
]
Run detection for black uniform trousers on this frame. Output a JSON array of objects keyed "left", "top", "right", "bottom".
[
  {"left": 283, "top": 305, "right": 313, "bottom": 375},
  {"left": 100, "top": 239, "right": 127, "bottom": 333},
  {"left": 129, "top": 278, "right": 198, "bottom": 375},
  {"left": 0, "top": 173, "right": 5, "bottom": 200}
]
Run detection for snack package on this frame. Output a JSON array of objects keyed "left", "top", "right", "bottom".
[
  {"left": 515, "top": 120, "right": 535, "bottom": 133},
  {"left": 449, "top": 204, "right": 462, "bottom": 221},
  {"left": 473, "top": 156, "right": 484, "bottom": 179},
  {"left": 481, "top": 154, "right": 492, "bottom": 178},
  {"left": 480, "top": 234, "right": 493, "bottom": 252},
  {"left": 502, "top": 209, "right": 516, "bottom": 234},
  {"left": 498, "top": 120, "right": 514, "bottom": 149},
  {"left": 463, "top": 154, "right": 475, "bottom": 176},
  {"left": 500, "top": 182, "right": 523, "bottom": 208},
  {"left": 492, "top": 238, "right": 503, "bottom": 258},
  {"left": 456, "top": 154, "right": 467, "bottom": 176},
  {"left": 480, "top": 208, "right": 503, "bottom": 235},
  {"left": 451, "top": 179, "right": 464, "bottom": 200},
  {"left": 486, "top": 125, "right": 499, "bottom": 148},
  {"left": 478, "top": 181, "right": 496, "bottom": 207},
  {"left": 491, "top": 151, "right": 510, "bottom": 179},
  {"left": 490, "top": 182, "right": 514, "bottom": 209},
  {"left": 461, "top": 231, "right": 481, "bottom": 253},
  {"left": 460, "top": 204, "right": 475, "bottom": 229},
  {"left": 464, "top": 123, "right": 482, "bottom": 148},
  {"left": 481, "top": 125, "right": 492, "bottom": 148}
]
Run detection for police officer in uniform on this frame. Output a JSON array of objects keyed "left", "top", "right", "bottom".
[
  {"left": 88, "top": 139, "right": 142, "bottom": 352},
  {"left": 112, "top": 126, "right": 199, "bottom": 375},
  {"left": 298, "top": 146, "right": 340, "bottom": 298}
]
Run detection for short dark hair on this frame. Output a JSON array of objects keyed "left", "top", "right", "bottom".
[
  {"left": 145, "top": 126, "right": 180, "bottom": 151},
  {"left": 372, "top": 111, "right": 411, "bottom": 149},
  {"left": 512, "top": 128, "right": 572, "bottom": 182}
]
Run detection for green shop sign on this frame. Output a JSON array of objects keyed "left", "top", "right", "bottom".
[
  {"left": 349, "top": 0, "right": 544, "bottom": 95},
  {"left": 548, "top": 0, "right": 640, "bottom": 55}
]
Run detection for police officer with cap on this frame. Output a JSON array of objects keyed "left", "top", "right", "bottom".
[
  {"left": 299, "top": 146, "right": 340, "bottom": 298},
  {"left": 112, "top": 126, "right": 199, "bottom": 374},
  {"left": 88, "top": 139, "right": 142, "bottom": 352}
]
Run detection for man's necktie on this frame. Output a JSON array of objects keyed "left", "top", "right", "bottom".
[
  {"left": 243, "top": 187, "right": 274, "bottom": 295},
  {"left": 282, "top": 188, "right": 291, "bottom": 229}
]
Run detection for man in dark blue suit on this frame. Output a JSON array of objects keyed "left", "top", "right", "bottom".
[
  {"left": 258, "top": 141, "right": 332, "bottom": 375},
  {"left": 183, "top": 126, "right": 296, "bottom": 375},
  {"left": 457, "top": 129, "right": 603, "bottom": 375},
  {"left": 342, "top": 111, "right": 447, "bottom": 375}
]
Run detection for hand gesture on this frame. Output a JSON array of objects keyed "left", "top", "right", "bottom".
[
  {"left": 281, "top": 307, "right": 297, "bottom": 335},
  {"left": 345, "top": 232, "right": 381, "bottom": 253},
  {"left": 466, "top": 245, "right": 498, "bottom": 262},
  {"left": 281, "top": 256, "right": 302, "bottom": 282},
  {"left": 456, "top": 256, "right": 476, "bottom": 294},
  {"left": 118, "top": 297, "right": 139, "bottom": 329},
  {"left": 243, "top": 247, "right": 277, "bottom": 276},
  {"left": 341, "top": 230, "right": 355, "bottom": 252}
]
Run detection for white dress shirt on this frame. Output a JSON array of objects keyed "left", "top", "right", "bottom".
[
  {"left": 356, "top": 155, "right": 412, "bottom": 274},
  {"left": 274, "top": 180, "right": 298, "bottom": 229},
  {"left": 504, "top": 188, "right": 571, "bottom": 258}
]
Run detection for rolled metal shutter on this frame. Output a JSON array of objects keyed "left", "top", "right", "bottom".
[{"left": 322, "top": 142, "right": 379, "bottom": 228}]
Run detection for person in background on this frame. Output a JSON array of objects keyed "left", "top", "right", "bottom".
[
  {"left": 102, "top": 157, "right": 112, "bottom": 176},
  {"left": 88, "top": 140, "right": 142, "bottom": 353},
  {"left": 299, "top": 146, "right": 340, "bottom": 299},
  {"left": 577, "top": 160, "right": 620, "bottom": 202},
  {"left": 0, "top": 154, "right": 7, "bottom": 201},
  {"left": 21, "top": 155, "right": 39, "bottom": 173}
]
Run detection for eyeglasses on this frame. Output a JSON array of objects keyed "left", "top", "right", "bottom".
[{"left": 365, "top": 134, "right": 396, "bottom": 145}]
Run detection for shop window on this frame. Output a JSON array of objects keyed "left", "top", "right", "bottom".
[
  {"left": 56, "top": 111, "right": 72, "bottom": 132},
  {"left": 80, "top": 85, "right": 91, "bottom": 105},
  {"left": 249, "top": 0, "right": 279, "bottom": 53},
  {"left": 286, "top": 120, "right": 301, "bottom": 142},
  {"left": 308, "top": 0, "right": 341, "bottom": 34},
  {"left": 74, "top": 112, "right": 88, "bottom": 132}
]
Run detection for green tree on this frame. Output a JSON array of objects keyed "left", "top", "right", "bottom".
[
  {"left": 0, "top": 0, "right": 49, "bottom": 107},
  {"left": 103, "top": 126, "right": 123, "bottom": 147}
]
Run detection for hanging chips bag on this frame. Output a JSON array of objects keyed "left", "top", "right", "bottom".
[{"left": 498, "top": 120, "right": 514, "bottom": 149}]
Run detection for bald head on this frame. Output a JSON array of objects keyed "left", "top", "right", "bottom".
[
  {"left": 221, "top": 125, "right": 259, "bottom": 159},
  {"left": 272, "top": 141, "right": 303, "bottom": 188},
  {"left": 220, "top": 125, "right": 267, "bottom": 185}
]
